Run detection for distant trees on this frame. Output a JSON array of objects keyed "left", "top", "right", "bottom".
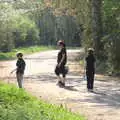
[
  {"left": 29, "top": 4, "right": 81, "bottom": 46},
  {"left": 0, "top": 3, "right": 40, "bottom": 52},
  {"left": 1, "top": 0, "right": 120, "bottom": 73},
  {"left": 0, "top": 1, "right": 82, "bottom": 52},
  {"left": 13, "top": 16, "right": 39, "bottom": 47},
  {"left": 53, "top": 0, "right": 120, "bottom": 73},
  {"left": 0, "top": 4, "right": 16, "bottom": 52}
]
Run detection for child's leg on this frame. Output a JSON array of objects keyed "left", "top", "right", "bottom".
[
  {"left": 91, "top": 72, "right": 94, "bottom": 89},
  {"left": 61, "top": 65, "right": 67, "bottom": 86},
  {"left": 86, "top": 71, "right": 91, "bottom": 90},
  {"left": 55, "top": 66, "right": 62, "bottom": 83},
  {"left": 57, "top": 75, "right": 62, "bottom": 82},
  {"left": 17, "top": 73, "right": 20, "bottom": 88},
  {"left": 20, "top": 74, "right": 23, "bottom": 88},
  {"left": 61, "top": 74, "right": 66, "bottom": 86},
  {"left": 17, "top": 73, "right": 23, "bottom": 88},
  {"left": 87, "top": 75, "right": 91, "bottom": 89}
]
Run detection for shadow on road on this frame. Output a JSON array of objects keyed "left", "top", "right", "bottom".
[
  {"left": 2, "top": 70, "right": 120, "bottom": 110},
  {"left": 60, "top": 85, "right": 78, "bottom": 91},
  {"left": 25, "top": 72, "right": 120, "bottom": 109}
]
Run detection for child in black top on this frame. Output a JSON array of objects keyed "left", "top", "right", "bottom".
[
  {"left": 11, "top": 52, "right": 26, "bottom": 88},
  {"left": 86, "top": 48, "right": 96, "bottom": 91},
  {"left": 55, "top": 40, "right": 67, "bottom": 87}
]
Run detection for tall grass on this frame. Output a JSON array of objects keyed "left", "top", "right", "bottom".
[{"left": 0, "top": 82, "right": 85, "bottom": 120}]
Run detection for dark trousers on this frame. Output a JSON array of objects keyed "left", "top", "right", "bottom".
[
  {"left": 86, "top": 71, "right": 94, "bottom": 89},
  {"left": 16, "top": 73, "right": 24, "bottom": 88}
]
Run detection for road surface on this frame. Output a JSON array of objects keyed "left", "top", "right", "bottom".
[{"left": 0, "top": 49, "right": 120, "bottom": 120}]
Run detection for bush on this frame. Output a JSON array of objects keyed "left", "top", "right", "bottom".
[
  {"left": 0, "top": 82, "right": 85, "bottom": 120},
  {"left": 102, "top": 32, "right": 120, "bottom": 74}
]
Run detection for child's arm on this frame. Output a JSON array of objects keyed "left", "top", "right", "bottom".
[{"left": 10, "top": 68, "right": 17, "bottom": 74}]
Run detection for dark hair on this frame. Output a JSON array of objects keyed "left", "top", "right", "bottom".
[
  {"left": 57, "top": 40, "right": 66, "bottom": 47},
  {"left": 16, "top": 53, "right": 23, "bottom": 57}
]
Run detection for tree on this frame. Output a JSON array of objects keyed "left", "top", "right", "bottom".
[
  {"left": 91, "top": 0, "right": 103, "bottom": 57},
  {"left": 14, "top": 16, "right": 39, "bottom": 47},
  {"left": 102, "top": 0, "right": 120, "bottom": 73},
  {"left": 0, "top": 4, "right": 16, "bottom": 52}
]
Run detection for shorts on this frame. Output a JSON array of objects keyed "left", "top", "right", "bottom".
[{"left": 55, "top": 65, "right": 68, "bottom": 77}]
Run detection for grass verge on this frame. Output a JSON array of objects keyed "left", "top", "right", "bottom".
[
  {"left": 0, "top": 46, "right": 55, "bottom": 60},
  {"left": 0, "top": 82, "right": 85, "bottom": 120}
]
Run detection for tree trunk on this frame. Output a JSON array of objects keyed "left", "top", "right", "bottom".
[{"left": 91, "top": 0, "right": 103, "bottom": 57}]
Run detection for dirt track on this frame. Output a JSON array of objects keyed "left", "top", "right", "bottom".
[{"left": 0, "top": 49, "right": 120, "bottom": 120}]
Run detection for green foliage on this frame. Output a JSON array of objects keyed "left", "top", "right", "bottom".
[
  {"left": 0, "top": 1, "right": 81, "bottom": 52},
  {"left": 102, "top": 0, "right": 120, "bottom": 73},
  {"left": 0, "top": 4, "right": 16, "bottom": 52},
  {"left": 0, "top": 46, "right": 54, "bottom": 60},
  {"left": 57, "top": 0, "right": 120, "bottom": 73},
  {"left": 14, "top": 16, "right": 40, "bottom": 47},
  {"left": 102, "top": 32, "right": 120, "bottom": 73},
  {"left": 0, "top": 0, "right": 120, "bottom": 73},
  {"left": 0, "top": 82, "right": 85, "bottom": 120},
  {"left": 32, "top": 7, "right": 81, "bottom": 46},
  {"left": 103, "top": 0, "right": 120, "bottom": 34},
  {"left": 0, "top": 3, "right": 40, "bottom": 52}
]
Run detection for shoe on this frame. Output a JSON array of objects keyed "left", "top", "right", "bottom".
[
  {"left": 87, "top": 89, "right": 90, "bottom": 92},
  {"left": 61, "top": 82, "right": 65, "bottom": 87},
  {"left": 57, "top": 81, "right": 63, "bottom": 86},
  {"left": 57, "top": 81, "right": 65, "bottom": 87},
  {"left": 88, "top": 89, "right": 93, "bottom": 92},
  {"left": 57, "top": 81, "right": 62, "bottom": 86}
]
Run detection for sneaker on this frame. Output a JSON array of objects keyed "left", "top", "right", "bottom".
[
  {"left": 87, "top": 89, "right": 90, "bottom": 92},
  {"left": 57, "top": 81, "right": 62, "bottom": 86},
  {"left": 57, "top": 81, "right": 61, "bottom": 86},
  {"left": 61, "top": 82, "right": 65, "bottom": 87},
  {"left": 57, "top": 81, "right": 65, "bottom": 87},
  {"left": 88, "top": 89, "right": 93, "bottom": 92}
]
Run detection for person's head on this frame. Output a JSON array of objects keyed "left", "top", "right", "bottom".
[
  {"left": 88, "top": 48, "right": 94, "bottom": 55},
  {"left": 16, "top": 52, "right": 23, "bottom": 58},
  {"left": 57, "top": 40, "right": 65, "bottom": 48}
]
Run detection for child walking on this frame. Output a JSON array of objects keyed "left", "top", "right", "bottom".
[{"left": 85, "top": 48, "right": 96, "bottom": 91}]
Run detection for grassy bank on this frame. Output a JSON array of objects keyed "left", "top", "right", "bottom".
[
  {"left": 0, "top": 82, "right": 85, "bottom": 120},
  {"left": 0, "top": 46, "right": 55, "bottom": 60}
]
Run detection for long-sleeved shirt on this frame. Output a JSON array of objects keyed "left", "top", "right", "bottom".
[{"left": 86, "top": 54, "right": 95, "bottom": 71}]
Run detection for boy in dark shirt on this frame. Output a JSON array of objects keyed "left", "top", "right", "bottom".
[
  {"left": 11, "top": 52, "right": 26, "bottom": 88},
  {"left": 55, "top": 40, "right": 67, "bottom": 87},
  {"left": 85, "top": 48, "right": 96, "bottom": 91}
]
